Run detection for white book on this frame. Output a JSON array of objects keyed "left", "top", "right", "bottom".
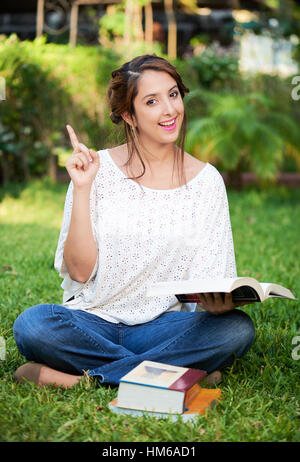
[
  {"left": 146, "top": 277, "right": 296, "bottom": 303},
  {"left": 108, "top": 399, "right": 202, "bottom": 422},
  {"left": 116, "top": 360, "right": 207, "bottom": 414}
]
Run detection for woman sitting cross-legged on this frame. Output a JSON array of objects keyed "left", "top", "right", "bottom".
[{"left": 13, "top": 54, "right": 255, "bottom": 389}]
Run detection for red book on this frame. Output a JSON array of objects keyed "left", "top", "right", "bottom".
[{"left": 116, "top": 361, "right": 208, "bottom": 414}]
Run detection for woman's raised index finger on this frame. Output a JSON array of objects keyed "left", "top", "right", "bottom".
[{"left": 66, "top": 124, "right": 80, "bottom": 150}]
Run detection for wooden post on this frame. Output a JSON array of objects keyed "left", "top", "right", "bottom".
[
  {"left": 124, "top": 0, "right": 134, "bottom": 45},
  {"left": 164, "top": 0, "right": 177, "bottom": 59},
  {"left": 145, "top": 2, "right": 153, "bottom": 45},
  {"left": 36, "top": 0, "right": 44, "bottom": 37},
  {"left": 134, "top": 2, "right": 144, "bottom": 41},
  {"left": 70, "top": 3, "right": 79, "bottom": 47}
]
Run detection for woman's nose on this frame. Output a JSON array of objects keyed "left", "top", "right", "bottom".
[{"left": 162, "top": 98, "right": 175, "bottom": 115}]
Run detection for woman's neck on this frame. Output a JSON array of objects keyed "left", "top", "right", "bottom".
[{"left": 129, "top": 141, "right": 179, "bottom": 174}]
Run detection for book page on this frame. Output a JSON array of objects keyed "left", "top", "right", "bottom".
[
  {"left": 147, "top": 278, "right": 238, "bottom": 297},
  {"left": 259, "top": 282, "right": 296, "bottom": 300},
  {"left": 259, "top": 282, "right": 272, "bottom": 297},
  {"left": 121, "top": 361, "right": 186, "bottom": 388}
]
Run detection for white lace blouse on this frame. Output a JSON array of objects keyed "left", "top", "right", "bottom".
[{"left": 54, "top": 149, "right": 237, "bottom": 325}]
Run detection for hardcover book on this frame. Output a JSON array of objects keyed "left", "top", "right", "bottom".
[
  {"left": 146, "top": 277, "right": 296, "bottom": 304},
  {"left": 115, "top": 360, "right": 208, "bottom": 414},
  {"left": 109, "top": 384, "right": 221, "bottom": 421}
]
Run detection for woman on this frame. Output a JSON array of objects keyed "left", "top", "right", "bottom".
[{"left": 13, "top": 54, "right": 255, "bottom": 388}]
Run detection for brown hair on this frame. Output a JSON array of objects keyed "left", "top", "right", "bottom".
[{"left": 107, "top": 54, "right": 190, "bottom": 189}]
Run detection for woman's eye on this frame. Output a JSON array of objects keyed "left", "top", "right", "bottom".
[
  {"left": 146, "top": 91, "right": 178, "bottom": 105},
  {"left": 146, "top": 99, "right": 156, "bottom": 106}
]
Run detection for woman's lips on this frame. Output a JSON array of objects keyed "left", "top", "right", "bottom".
[{"left": 158, "top": 118, "right": 177, "bottom": 131}]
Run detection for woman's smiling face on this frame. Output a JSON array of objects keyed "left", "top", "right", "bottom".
[{"left": 131, "top": 69, "right": 185, "bottom": 148}]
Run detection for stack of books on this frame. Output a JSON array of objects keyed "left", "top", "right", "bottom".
[{"left": 109, "top": 361, "right": 221, "bottom": 421}]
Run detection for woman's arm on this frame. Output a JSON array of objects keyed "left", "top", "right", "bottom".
[
  {"left": 63, "top": 186, "right": 98, "bottom": 283},
  {"left": 63, "top": 125, "right": 100, "bottom": 283}
]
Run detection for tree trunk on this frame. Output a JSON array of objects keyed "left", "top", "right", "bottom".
[
  {"left": 164, "top": 0, "right": 177, "bottom": 59},
  {"left": 133, "top": 2, "right": 144, "bottom": 41},
  {"left": 48, "top": 153, "right": 58, "bottom": 182},
  {"left": 20, "top": 148, "right": 31, "bottom": 182},
  {"left": 0, "top": 151, "right": 11, "bottom": 184},
  {"left": 124, "top": 0, "right": 144, "bottom": 45},
  {"left": 145, "top": 2, "right": 153, "bottom": 44},
  {"left": 124, "top": 0, "right": 134, "bottom": 45},
  {"left": 36, "top": 0, "right": 44, "bottom": 37},
  {"left": 70, "top": 3, "right": 79, "bottom": 47}
]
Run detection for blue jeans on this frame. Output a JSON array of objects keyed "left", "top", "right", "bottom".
[{"left": 13, "top": 304, "right": 255, "bottom": 386}]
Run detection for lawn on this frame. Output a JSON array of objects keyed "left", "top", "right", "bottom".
[{"left": 0, "top": 178, "right": 299, "bottom": 442}]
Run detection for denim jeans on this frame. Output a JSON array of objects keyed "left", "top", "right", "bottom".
[{"left": 13, "top": 304, "right": 255, "bottom": 386}]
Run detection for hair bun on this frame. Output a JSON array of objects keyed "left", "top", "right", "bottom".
[{"left": 110, "top": 112, "right": 122, "bottom": 124}]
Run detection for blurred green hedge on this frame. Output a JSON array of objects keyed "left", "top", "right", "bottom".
[
  {"left": 0, "top": 34, "right": 121, "bottom": 184},
  {"left": 0, "top": 34, "right": 299, "bottom": 187},
  {"left": 184, "top": 48, "right": 300, "bottom": 186}
]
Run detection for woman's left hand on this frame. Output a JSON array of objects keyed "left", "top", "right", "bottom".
[{"left": 195, "top": 292, "right": 249, "bottom": 315}]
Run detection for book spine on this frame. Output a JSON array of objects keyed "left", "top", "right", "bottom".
[
  {"left": 169, "top": 369, "right": 207, "bottom": 392},
  {"left": 176, "top": 294, "right": 202, "bottom": 303}
]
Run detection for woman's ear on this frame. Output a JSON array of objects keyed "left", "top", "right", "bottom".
[{"left": 121, "top": 111, "right": 137, "bottom": 128}]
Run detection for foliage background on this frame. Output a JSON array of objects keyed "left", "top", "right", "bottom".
[{"left": 0, "top": 33, "right": 300, "bottom": 187}]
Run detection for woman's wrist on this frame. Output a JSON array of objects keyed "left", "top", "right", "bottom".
[{"left": 72, "top": 183, "right": 92, "bottom": 197}]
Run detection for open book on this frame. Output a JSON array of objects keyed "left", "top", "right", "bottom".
[{"left": 146, "top": 277, "right": 296, "bottom": 303}]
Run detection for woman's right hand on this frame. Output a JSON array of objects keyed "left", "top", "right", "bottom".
[{"left": 65, "top": 124, "right": 100, "bottom": 189}]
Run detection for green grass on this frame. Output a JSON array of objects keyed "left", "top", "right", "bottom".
[{"left": 0, "top": 178, "right": 299, "bottom": 442}]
